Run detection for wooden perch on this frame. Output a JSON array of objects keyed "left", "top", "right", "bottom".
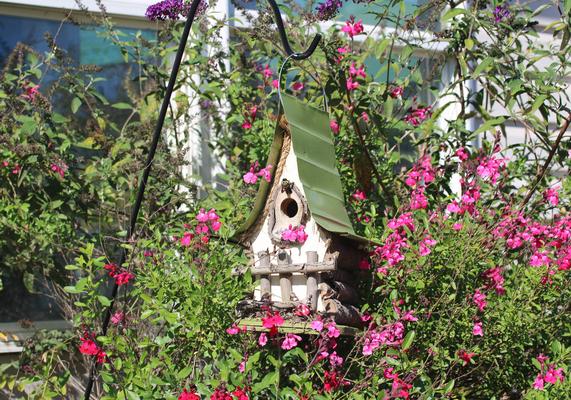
[
  {"left": 323, "top": 299, "right": 362, "bottom": 327},
  {"left": 318, "top": 281, "right": 360, "bottom": 305}
]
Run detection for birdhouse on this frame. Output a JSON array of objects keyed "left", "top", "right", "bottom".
[{"left": 234, "top": 94, "right": 370, "bottom": 328}]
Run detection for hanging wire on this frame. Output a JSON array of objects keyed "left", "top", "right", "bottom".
[
  {"left": 277, "top": 53, "right": 329, "bottom": 113},
  {"left": 82, "top": 1, "right": 321, "bottom": 399}
]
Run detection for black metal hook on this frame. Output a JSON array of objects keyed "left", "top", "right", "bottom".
[
  {"left": 265, "top": 0, "right": 322, "bottom": 60},
  {"left": 82, "top": 1, "right": 320, "bottom": 399}
]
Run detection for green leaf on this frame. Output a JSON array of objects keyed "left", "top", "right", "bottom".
[
  {"left": 71, "top": 97, "right": 82, "bottom": 114},
  {"left": 112, "top": 102, "right": 133, "bottom": 110},
  {"left": 442, "top": 8, "right": 467, "bottom": 22},
  {"left": 97, "top": 296, "right": 112, "bottom": 306},
  {"left": 464, "top": 38, "right": 474, "bottom": 50},
  {"left": 252, "top": 371, "right": 277, "bottom": 393},
  {"left": 402, "top": 330, "right": 415, "bottom": 350}
]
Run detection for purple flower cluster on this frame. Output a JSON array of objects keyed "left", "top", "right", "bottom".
[
  {"left": 145, "top": 0, "right": 207, "bottom": 21},
  {"left": 493, "top": 4, "right": 511, "bottom": 23},
  {"left": 315, "top": 0, "right": 343, "bottom": 21}
]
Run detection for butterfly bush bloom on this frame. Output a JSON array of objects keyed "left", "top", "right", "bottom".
[
  {"left": 341, "top": 16, "right": 364, "bottom": 38},
  {"left": 315, "top": 0, "right": 342, "bottom": 20},
  {"left": 145, "top": 0, "right": 207, "bottom": 21},
  {"left": 493, "top": 4, "right": 511, "bottom": 23}
]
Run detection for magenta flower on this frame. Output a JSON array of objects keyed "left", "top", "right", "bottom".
[
  {"left": 310, "top": 319, "right": 324, "bottom": 331},
  {"left": 352, "top": 190, "right": 366, "bottom": 201},
  {"left": 226, "top": 324, "right": 240, "bottom": 335},
  {"left": 326, "top": 323, "right": 340, "bottom": 338},
  {"left": 291, "top": 82, "right": 304, "bottom": 91},
  {"left": 346, "top": 77, "right": 359, "bottom": 91},
  {"left": 330, "top": 119, "right": 340, "bottom": 134},
  {"left": 281, "top": 333, "right": 302, "bottom": 350},
  {"left": 329, "top": 351, "right": 344, "bottom": 367},
  {"left": 258, "top": 332, "right": 268, "bottom": 347},
  {"left": 110, "top": 311, "right": 125, "bottom": 325},
  {"left": 473, "top": 289, "right": 487, "bottom": 312},
  {"left": 455, "top": 147, "right": 469, "bottom": 161},
  {"left": 404, "top": 105, "right": 432, "bottom": 126},
  {"left": 257, "top": 164, "right": 272, "bottom": 182},
  {"left": 341, "top": 16, "right": 364, "bottom": 38},
  {"left": 453, "top": 222, "right": 463, "bottom": 231},
  {"left": 349, "top": 62, "right": 367, "bottom": 79},
  {"left": 533, "top": 373, "right": 545, "bottom": 390},
  {"left": 243, "top": 170, "right": 258, "bottom": 184},
  {"left": 543, "top": 187, "right": 559, "bottom": 206},
  {"left": 389, "top": 86, "right": 403, "bottom": 98},
  {"left": 472, "top": 322, "right": 484, "bottom": 336}
]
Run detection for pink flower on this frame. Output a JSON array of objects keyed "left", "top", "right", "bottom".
[
  {"left": 329, "top": 351, "right": 344, "bottom": 367},
  {"left": 258, "top": 332, "right": 268, "bottom": 347},
  {"left": 544, "top": 366, "right": 564, "bottom": 384},
  {"left": 346, "top": 77, "right": 359, "bottom": 91},
  {"left": 473, "top": 289, "right": 487, "bottom": 312},
  {"left": 358, "top": 258, "right": 370, "bottom": 270},
  {"left": 455, "top": 147, "right": 469, "bottom": 161},
  {"left": 281, "top": 225, "right": 308, "bottom": 244},
  {"left": 226, "top": 324, "right": 240, "bottom": 335},
  {"left": 23, "top": 84, "right": 39, "bottom": 101},
  {"left": 337, "top": 46, "right": 349, "bottom": 54},
  {"left": 211, "top": 220, "right": 222, "bottom": 232},
  {"left": 537, "top": 353, "right": 549, "bottom": 365},
  {"left": 114, "top": 271, "right": 135, "bottom": 286},
  {"left": 296, "top": 226, "right": 309, "bottom": 243},
  {"left": 326, "top": 323, "right": 340, "bottom": 338},
  {"left": 241, "top": 120, "right": 252, "bottom": 130},
  {"left": 110, "top": 311, "right": 125, "bottom": 325},
  {"left": 447, "top": 201, "right": 462, "bottom": 213},
  {"left": 179, "top": 388, "right": 200, "bottom": 400},
  {"left": 401, "top": 310, "right": 418, "bottom": 322},
  {"left": 262, "top": 311, "right": 284, "bottom": 329},
  {"left": 180, "top": 231, "right": 194, "bottom": 247},
  {"left": 238, "top": 358, "right": 246, "bottom": 373},
  {"left": 353, "top": 190, "right": 366, "bottom": 201},
  {"left": 281, "top": 333, "right": 302, "bottom": 350},
  {"left": 457, "top": 349, "right": 476, "bottom": 365},
  {"left": 472, "top": 322, "right": 483, "bottom": 336},
  {"left": 196, "top": 208, "right": 209, "bottom": 223},
  {"left": 294, "top": 303, "right": 311, "bottom": 317},
  {"left": 349, "top": 62, "right": 366, "bottom": 79},
  {"left": 330, "top": 119, "right": 340, "bottom": 134},
  {"left": 257, "top": 165, "right": 272, "bottom": 182},
  {"left": 533, "top": 373, "right": 545, "bottom": 390},
  {"left": 530, "top": 251, "right": 551, "bottom": 267},
  {"left": 50, "top": 162, "right": 68, "bottom": 179},
  {"left": 79, "top": 335, "right": 106, "bottom": 364},
  {"left": 310, "top": 319, "right": 324, "bottom": 331},
  {"left": 291, "top": 82, "right": 304, "bottom": 91},
  {"left": 404, "top": 106, "right": 432, "bottom": 126},
  {"left": 543, "top": 187, "right": 559, "bottom": 206},
  {"left": 419, "top": 235, "right": 437, "bottom": 256},
  {"left": 341, "top": 16, "right": 364, "bottom": 38},
  {"left": 12, "top": 164, "right": 21, "bottom": 174},
  {"left": 389, "top": 86, "right": 403, "bottom": 98},
  {"left": 453, "top": 222, "right": 463, "bottom": 231},
  {"left": 476, "top": 154, "right": 507, "bottom": 184},
  {"left": 262, "top": 64, "right": 273, "bottom": 79},
  {"left": 243, "top": 170, "right": 258, "bottom": 184},
  {"left": 360, "top": 112, "right": 369, "bottom": 122},
  {"left": 272, "top": 79, "right": 279, "bottom": 89},
  {"left": 410, "top": 187, "right": 428, "bottom": 210}
]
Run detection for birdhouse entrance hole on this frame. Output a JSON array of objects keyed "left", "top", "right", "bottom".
[{"left": 280, "top": 198, "right": 298, "bottom": 218}]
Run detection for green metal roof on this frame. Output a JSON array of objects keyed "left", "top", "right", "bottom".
[
  {"left": 236, "top": 94, "right": 370, "bottom": 245},
  {"left": 280, "top": 94, "right": 357, "bottom": 237}
]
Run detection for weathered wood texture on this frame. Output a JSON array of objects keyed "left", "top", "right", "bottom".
[{"left": 323, "top": 299, "right": 362, "bottom": 327}]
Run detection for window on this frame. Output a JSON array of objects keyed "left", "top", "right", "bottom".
[{"left": 0, "top": 2, "right": 156, "bottom": 353}]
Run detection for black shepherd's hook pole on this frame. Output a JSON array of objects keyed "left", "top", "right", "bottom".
[{"left": 83, "top": 1, "right": 320, "bottom": 398}]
